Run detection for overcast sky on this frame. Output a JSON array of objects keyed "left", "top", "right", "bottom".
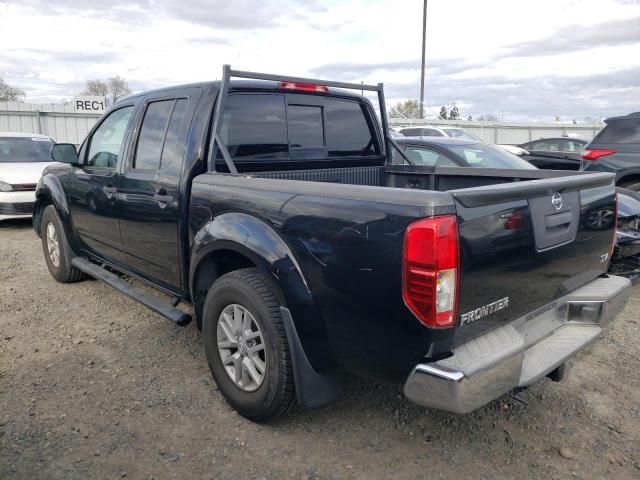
[{"left": 1, "top": 0, "right": 639, "bottom": 121}]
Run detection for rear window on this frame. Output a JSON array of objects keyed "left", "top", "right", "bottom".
[
  {"left": 0, "top": 137, "right": 54, "bottom": 163},
  {"left": 218, "top": 93, "right": 379, "bottom": 169},
  {"left": 449, "top": 144, "right": 537, "bottom": 170},
  {"left": 220, "top": 94, "right": 288, "bottom": 160},
  {"left": 594, "top": 119, "right": 640, "bottom": 144},
  {"left": 325, "top": 99, "right": 378, "bottom": 157}
]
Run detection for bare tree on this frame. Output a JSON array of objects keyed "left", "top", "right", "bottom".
[
  {"left": 82, "top": 76, "right": 131, "bottom": 103},
  {"left": 83, "top": 79, "right": 109, "bottom": 97},
  {"left": 439, "top": 106, "right": 448, "bottom": 120},
  {"left": 449, "top": 105, "right": 460, "bottom": 120},
  {"left": 389, "top": 100, "right": 421, "bottom": 119},
  {"left": 108, "top": 76, "right": 131, "bottom": 103},
  {"left": 477, "top": 114, "right": 499, "bottom": 122},
  {"left": 0, "top": 78, "right": 25, "bottom": 102}
]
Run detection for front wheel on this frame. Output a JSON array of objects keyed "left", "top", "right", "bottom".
[
  {"left": 40, "top": 205, "right": 86, "bottom": 283},
  {"left": 203, "top": 268, "right": 296, "bottom": 422}
]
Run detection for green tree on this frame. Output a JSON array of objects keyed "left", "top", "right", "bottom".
[
  {"left": 0, "top": 78, "right": 25, "bottom": 102},
  {"left": 439, "top": 106, "right": 448, "bottom": 120}
]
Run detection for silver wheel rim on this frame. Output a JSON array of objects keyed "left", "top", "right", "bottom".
[
  {"left": 46, "top": 222, "right": 60, "bottom": 268},
  {"left": 217, "top": 304, "right": 267, "bottom": 392}
]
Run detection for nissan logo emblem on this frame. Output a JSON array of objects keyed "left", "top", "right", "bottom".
[{"left": 551, "top": 192, "right": 563, "bottom": 210}]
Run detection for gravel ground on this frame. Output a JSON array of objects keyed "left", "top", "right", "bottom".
[{"left": 1, "top": 218, "right": 639, "bottom": 480}]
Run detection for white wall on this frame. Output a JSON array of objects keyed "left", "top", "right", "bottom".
[
  {"left": 389, "top": 118, "right": 604, "bottom": 145},
  {"left": 0, "top": 102, "right": 102, "bottom": 145}
]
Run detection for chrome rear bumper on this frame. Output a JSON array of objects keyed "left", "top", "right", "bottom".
[{"left": 404, "top": 275, "right": 631, "bottom": 414}]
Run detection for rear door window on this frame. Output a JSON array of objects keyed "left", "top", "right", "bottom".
[
  {"left": 134, "top": 100, "right": 174, "bottom": 170},
  {"left": 594, "top": 119, "right": 640, "bottom": 144}
]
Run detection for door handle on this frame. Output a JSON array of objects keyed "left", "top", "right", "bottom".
[{"left": 153, "top": 194, "right": 174, "bottom": 204}]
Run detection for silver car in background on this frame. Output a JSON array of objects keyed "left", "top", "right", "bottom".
[{"left": 0, "top": 132, "right": 55, "bottom": 221}]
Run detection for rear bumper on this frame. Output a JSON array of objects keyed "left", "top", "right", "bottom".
[{"left": 404, "top": 275, "right": 631, "bottom": 414}]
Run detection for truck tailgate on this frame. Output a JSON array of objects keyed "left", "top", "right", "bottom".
[{"left": 451, "top": 171, "right": 617, "bottom": 345}]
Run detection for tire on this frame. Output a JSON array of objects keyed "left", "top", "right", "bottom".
[
  {"left": 40, "top": 205, "right": 86, "bottom": 283},
  {"left": 203, "top": 268, "right": 296, "bottom": 422}
]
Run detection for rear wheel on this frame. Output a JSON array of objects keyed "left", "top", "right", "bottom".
[
  {"left": 40, "top": 205, "right": 85, "bottom": 283},
  {"left": 203, "top": 268, "right": 296, "bottom": 422}
]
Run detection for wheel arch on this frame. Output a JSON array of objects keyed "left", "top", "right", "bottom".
[
  {"left": 189, "top": 213, "right": 315, "bottom": 328},
  {"left": 34, "top": 174, "right": 71, "bottom": 237}
]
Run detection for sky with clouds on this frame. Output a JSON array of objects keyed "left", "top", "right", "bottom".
[{"left": 1, "top": 0, "right": 639, "bottom": 121}]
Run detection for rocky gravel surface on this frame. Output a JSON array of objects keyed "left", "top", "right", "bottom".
[{"left": 1, "top": 218, "right": 639, "bottom": 479}]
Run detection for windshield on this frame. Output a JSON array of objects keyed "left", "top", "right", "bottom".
[
  {"left": 449, "top": 143, "right": 537, "bottom": 170},
  {"left": 0, "top": 137, "right": 54, "bottom": 163},
  {"left": 442, "top": 128, "right": 484, "bottom": 142}
]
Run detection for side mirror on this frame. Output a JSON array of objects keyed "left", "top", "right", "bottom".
[{"left": 52, "top": 143, "right": 79, "bottom": 164}]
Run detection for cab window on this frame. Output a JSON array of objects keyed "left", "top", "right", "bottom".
[{"left": 86, "top": 106, "right": 133, "bottom": 168}]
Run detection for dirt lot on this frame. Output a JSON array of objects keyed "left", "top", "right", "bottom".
[{"left": 1, "top": 219, "right": 639, "bottom": 480}]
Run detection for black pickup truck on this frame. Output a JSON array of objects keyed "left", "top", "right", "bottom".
[{"left": 34, "top": 66, "right": 631, "bottom": 422}]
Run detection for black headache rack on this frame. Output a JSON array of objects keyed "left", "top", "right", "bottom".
[{"left": 208, "top": 64, "right": 411, "bottom": 174}]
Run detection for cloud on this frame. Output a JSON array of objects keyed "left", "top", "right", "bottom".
[
  {"left": 500, "top": 15, "right": 640, "bottom": 59},
  {"left": 384, "top": 65, "right": 640, "bottom": 121}
]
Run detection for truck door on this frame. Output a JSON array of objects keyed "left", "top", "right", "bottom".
[
  {"left": 116, "top": 89, "right": 198, "bottom": 291},
  {"left": 69, "top": 104, "right": 134, "bottom": 264}
]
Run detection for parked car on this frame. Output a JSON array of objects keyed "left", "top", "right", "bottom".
[
  {"left": 391, "top": 136, "right": 537, "bottom": 170},
  {"left": 518, "top": 137, "right": 588, "bottom": 170},
  {"left": 0, "top": 132, "right": 55, "bottom": 221},
  {"left": 399, "top": 126, "right": 484, "bottom": 142},
  {"left": 496, "top": 144, "right": 529, "bottom": 156},
  {"left": 581, "top": 112, "right": 640, "bottom": 190},
  {"left": 34, "top": 66, "right": 630, "bottom": 422}
]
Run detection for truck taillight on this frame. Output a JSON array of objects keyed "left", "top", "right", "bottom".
[
  {"left": 581, "top": 149, "right": 616, "bottom": 161},
  {"left": 279, "top": 81, "right": 328, "bottom": 92},
  {"left": 403, "top": 215, "right": 459, "bottom": 328}
]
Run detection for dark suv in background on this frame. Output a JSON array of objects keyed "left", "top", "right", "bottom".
[{"left": 582, "top": 112, "right": 640, "bottom": 190}]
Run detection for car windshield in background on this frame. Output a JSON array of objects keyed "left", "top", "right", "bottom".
[
  {"left": 0, "top": 137, "right": 54, "bottom": 163},
  {"left": 450, "top": 143, "right": 537, "bottom": 170},
  {"left": 442, "top": 128, "right": 483, "bottom": 142}
]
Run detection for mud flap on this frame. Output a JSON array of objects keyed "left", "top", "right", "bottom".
[{"left": 280, "top": 306, "right": 343, "bottom": 408}]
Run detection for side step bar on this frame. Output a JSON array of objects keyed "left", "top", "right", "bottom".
[{"left": 71, "top": 257, "right": 192, "bottom": 326}]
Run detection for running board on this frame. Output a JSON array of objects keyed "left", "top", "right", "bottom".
[{"left": 71, "top": 257, "right": 192, "bottom": 326}]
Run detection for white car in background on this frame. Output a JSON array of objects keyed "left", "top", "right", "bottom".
[
  {"left": 495, "top": 144, "right": 530, "bottom": 156},
  {"left": 0, "top": 132, "right": 55, "bottom": 221},
  {"left": 398, "top": 126, "right": 485, "bottom": 142}
]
